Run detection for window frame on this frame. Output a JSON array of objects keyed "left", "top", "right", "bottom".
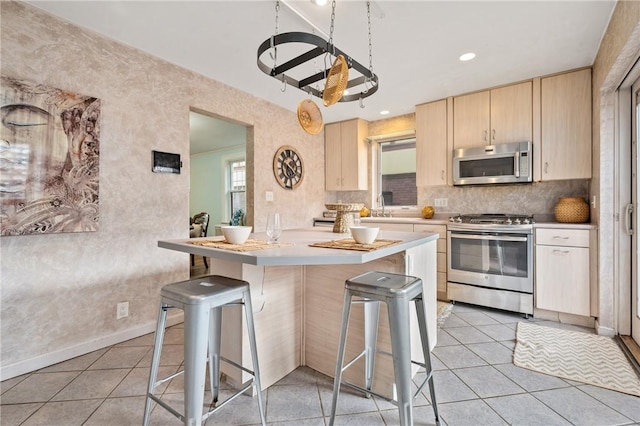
[{"left": 374, "top": 136, "right": 418, "bottom": 212}]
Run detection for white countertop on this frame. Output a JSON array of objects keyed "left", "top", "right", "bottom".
[
  {"left": 159, "top": 227, "right": 439, "bottom": 266},
  {"left": 316, "top": 216, "right": 596, "bottom": 229}
]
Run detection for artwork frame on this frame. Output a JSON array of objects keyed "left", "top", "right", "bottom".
[
  {"left": 0, "top": 76, "right": 101, "bottom": 236},
  {"left": 152, "top": 150, "right": 181, "bottom": 174}
]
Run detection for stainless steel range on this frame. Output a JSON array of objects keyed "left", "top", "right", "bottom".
[{"left": 447, "top": 214, "right": 534, "bottom": 316}]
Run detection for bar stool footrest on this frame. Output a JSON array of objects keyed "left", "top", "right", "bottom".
[{"left": 147, "top": 393, "right": 185, "bottom": 422}]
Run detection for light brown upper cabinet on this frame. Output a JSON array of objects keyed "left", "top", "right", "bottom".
[
  {"left": 325, "top": 119, "right": 369, "bottom": 191},
  {"left": 538, "top": 68, "right": 592, "bottom": 181},
  {"left": 416, "top": 99, "right": 449, "bottom": 186},
  {"left": 453, "top": 81, "right": 532, "bottom": 149}
]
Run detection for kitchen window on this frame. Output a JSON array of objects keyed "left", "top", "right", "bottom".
[
  {"left": 377, "top": 138, "right": 417, "bottom": 207},
  {"left": 228, "top": 159, "right": 245, "bottom": 220}
]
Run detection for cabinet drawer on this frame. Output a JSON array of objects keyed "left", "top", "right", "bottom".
[
  {"left": 374, "top": 223, "right": 414, "bottom": 232},
  {"left": 536, "top": 228, "right": 589, "bottom": 247},
  {"left": 413, "top": 224, "right": 446, "bottom": 252},
  {"left": 413, "top": 224, "right": 446, "bottom": 238}
]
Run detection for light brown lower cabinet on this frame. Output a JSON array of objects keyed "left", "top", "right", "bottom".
[{"left": 535, "top": 227, "right": 593, "bottom": 316}]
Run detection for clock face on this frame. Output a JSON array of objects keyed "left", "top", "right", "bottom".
[{"left": 273, "top": 145, "right": 304, "bottom": 190}]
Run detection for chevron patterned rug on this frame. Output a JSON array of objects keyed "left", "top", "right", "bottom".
[{"left": 514, "top": 322, "right": 640, "bottom": 397}]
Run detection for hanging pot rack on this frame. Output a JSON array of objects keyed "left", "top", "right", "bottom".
[{"left": 256, "top": 31, "right": 379, "bottom": 103}]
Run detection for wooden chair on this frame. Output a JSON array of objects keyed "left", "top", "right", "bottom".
[{"left": 190, "top": 212, "right": 210, "bottom": 269}]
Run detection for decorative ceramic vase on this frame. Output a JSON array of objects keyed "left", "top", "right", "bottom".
[{"left": 554, "top": 197, "right": 589, "bottom": 223}]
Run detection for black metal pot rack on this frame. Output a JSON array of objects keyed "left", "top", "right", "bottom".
[{"left": 257, "top": 31, "right": 379, "bottom": 103}]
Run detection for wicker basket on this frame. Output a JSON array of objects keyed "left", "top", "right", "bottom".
[{"left": 554, "top": 197, "right": 589, "bottom": 223}]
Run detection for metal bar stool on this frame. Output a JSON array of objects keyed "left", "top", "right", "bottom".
[
  {"left": 143, "top": 275, "right": 266, "bottom": 426},
  {"left": 329, "top": 271, "right": 440, "bottom": 426}
]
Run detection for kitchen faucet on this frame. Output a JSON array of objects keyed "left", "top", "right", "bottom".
[{"left": 377, "top": 193, "right": 386, "bottom": 217}]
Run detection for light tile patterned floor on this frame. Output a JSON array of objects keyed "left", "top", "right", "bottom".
[{"left": 2, "top": 303, "right": 640, "bottom": 425}]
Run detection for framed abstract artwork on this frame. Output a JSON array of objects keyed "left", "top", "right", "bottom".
[{"left": 0, "top": 76, "right": 101, "bottom": 235}]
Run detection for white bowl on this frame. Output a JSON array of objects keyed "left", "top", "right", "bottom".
[
  {"left": 350, "top": 226, "right": 379, "bottom": 244},
  {"left": 221, "top": 226, "right": 252, "bottom": 244}
]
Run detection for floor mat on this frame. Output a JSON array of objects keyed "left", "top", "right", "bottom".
[{"left": 514, "top": 322, "right": 640, "bottom": 397}]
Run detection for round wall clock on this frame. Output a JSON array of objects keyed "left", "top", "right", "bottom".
[{"left": 273, "top": 145, "right": 304, "bottom": 190}]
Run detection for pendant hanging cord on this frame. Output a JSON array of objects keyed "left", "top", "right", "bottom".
[
  {"left": 328, "top": 0, "right": 337, "bottom": 56},
  {"left": 272, "top": 0, "right": 280, "bottom": 70},
  {"left": 367, "top": 1, "right": 374, "bottom": 79}
]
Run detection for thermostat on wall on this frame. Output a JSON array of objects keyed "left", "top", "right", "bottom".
[{"left": 152, "top": 150, "right": 181, "bottom": 174}]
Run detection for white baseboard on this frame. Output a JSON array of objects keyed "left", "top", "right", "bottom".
[
  {"left": 0, "top": 312, "right": 184, "bottom": 381},
  {"left": 595, "top": 319, "right": 616, "bottom": 337}
]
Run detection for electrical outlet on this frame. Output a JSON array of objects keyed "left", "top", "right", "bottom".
[
  {"left": 265, "top": 191, "right": 274, "bottom": 202},
  {"left": 434, "top": 198, "right": 448, "bottom": 207},
  {"left": 117, "top": 302, "right": 129, "bottom": 319}
]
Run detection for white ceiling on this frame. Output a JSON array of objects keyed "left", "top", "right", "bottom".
[{"left": 26, "top": 0, "right": 615, "bottom": 136}]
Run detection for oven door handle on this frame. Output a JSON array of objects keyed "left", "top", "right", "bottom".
[
  {"left": 514, "top": 151, "right": 520, "bottom": 178},
  {"left": 450, "top": 233, "right": 528, "bottom": 242}
]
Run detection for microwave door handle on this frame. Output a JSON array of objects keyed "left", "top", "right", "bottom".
[
  {"left": 514, "top": 151, "right": 520, "bottom": 178},
  {"left": 451, "top": 233, "right": 528, "bottom": 242}
]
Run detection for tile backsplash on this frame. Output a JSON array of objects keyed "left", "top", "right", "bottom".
[{"left": 330, "top": 179, "right": 589, "bottom": 218}]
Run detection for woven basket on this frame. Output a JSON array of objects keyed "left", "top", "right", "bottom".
[{"left": 554, "top": 197, "right": 589, "bottom": 223}]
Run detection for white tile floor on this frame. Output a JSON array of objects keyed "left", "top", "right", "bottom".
[{"left": 2, "top": 302, "right": 640, "bottom": 425}]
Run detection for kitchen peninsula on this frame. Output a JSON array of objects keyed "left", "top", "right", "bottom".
[{"left": 159, "top": 228, "right": 438, "bottom": 396}]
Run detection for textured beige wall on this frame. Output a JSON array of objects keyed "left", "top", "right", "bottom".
[
  {"left": 0, "top": 1, "right": 325, "bottom": 378},
  {"left": 592, "top": 0, "right": 640, "bottom": 333}
]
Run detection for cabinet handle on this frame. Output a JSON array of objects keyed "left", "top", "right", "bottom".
[
  {"left": 544, "top": 162, "right": 549, "bottom": 174},
  {"left": 552, "top": 249, "right": 571, "bottom": 254},
  {"left": 483, "top": 130, "right": 488, "bottom": 141},
  {"left": 441, "top": 170, "right": 445, "bottom": 181},
  {"left": 492, "top": 129, "right": 496, "bottom": 140},
  {"left": 552, "top": 236, "right": 570, "bottom": 240}
]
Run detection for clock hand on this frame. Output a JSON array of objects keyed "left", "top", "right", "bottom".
[{"left": 284, "top": 160, "right": 299, "bottom": 177}]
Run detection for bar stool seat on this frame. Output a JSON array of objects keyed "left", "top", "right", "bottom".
[
  {"left": 330, "top": 271, "right": 440, "bottom": 426},
  {"left": 143, "top": 275, "right": 266, "bottom": 426}
]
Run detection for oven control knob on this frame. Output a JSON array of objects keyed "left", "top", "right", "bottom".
[
  {"left": 514, "top": 218, "right": 521, "bottom": 224},
  {"left": 449, "top": 217, "right": 455, "bottom": 222},
  {"left": 456, "top": 217, "right": 462, "bottom": 223},
  {"left": 523, "top": 218, "right": 530, "bottom": 224},
  {"left": 506, "top": 218, "right": 512, "bottom": 225}
]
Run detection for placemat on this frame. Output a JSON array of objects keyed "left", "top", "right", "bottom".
[
  {"left": 188, "top": 238, "right": 291, "bottom": 252},
  {"left": 309, "top": 238, "right": 401, "bottom": 252}
]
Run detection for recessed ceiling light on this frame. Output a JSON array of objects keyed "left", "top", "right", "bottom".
[
  {"left": 380, "top": 110, "right": 390, "bottom": 115},
  {"left": 311, "top": 0, "right": 328, "bottom": 6},
  {"left": 459, "top": 52, "right": 476, "bottom": 62}
]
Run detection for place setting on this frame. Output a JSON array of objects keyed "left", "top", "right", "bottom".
[
  {"left": 309, "top": 225, "right": 402, "bottom": 252},
  {"left": 188, "top": 213, "right": 292, "bottom": 252}
]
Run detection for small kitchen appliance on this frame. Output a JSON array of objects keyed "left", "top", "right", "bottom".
[{"left": 452, "top": 141, "right": 532, "bottom": 186}]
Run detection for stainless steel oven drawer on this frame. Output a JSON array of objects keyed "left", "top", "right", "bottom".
[{"left": 448, "top": 282, "right": 533, "bottom": 315}]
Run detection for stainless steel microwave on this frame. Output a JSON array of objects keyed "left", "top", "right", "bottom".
[{"left": 452, "top": 141, "right": 532, "bottom": 185}]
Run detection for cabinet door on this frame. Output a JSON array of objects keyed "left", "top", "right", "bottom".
[
  {"left": 324, "top": 123, "right": 343, "bottom": 191},
  {"left": 541, "top": 68, "right": 592, "bottom": 180},
  {"left": 535, "top": 245, "right": 590, "bottom": 316},
  {"left": 339, "top": 120, "right": 367, "bottom": 190},
  {"left": 453, "top": 90, "right": 490, "bottom": 149},
  {"left": 416, "top": 100, "right": 448, "bottom": 186},
  {"left": 490, "top": 81, "right": 532, "bottom": 144}
]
